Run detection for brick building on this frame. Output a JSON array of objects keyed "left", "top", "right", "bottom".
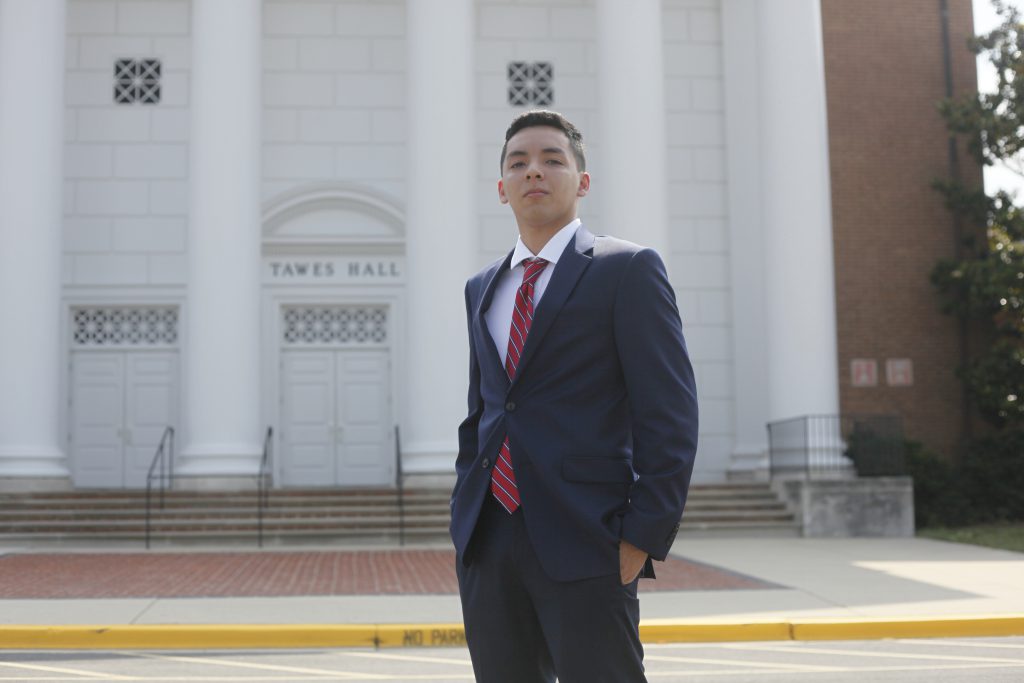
[{"left": 823, "top": 0, "right": 981, "bottom": 458}]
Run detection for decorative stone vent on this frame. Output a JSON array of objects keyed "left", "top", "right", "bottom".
[
  {"left": 508, "top": 61, "right": 553, "bottom": 107},
  {"left": 282, "top": 306, "right": 388, "bottom": 345},
  {"left": 114, "top": 59, "right": 161, "bottom": 104},
  {"left": 72, "top": 308, "right": 178, "bottom": 347}
]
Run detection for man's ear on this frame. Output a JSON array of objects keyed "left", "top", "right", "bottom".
[
  {"left": 577, "top": 172, "right": 591, "bottom": 198},
  {"left": 498, "top": 178, "right": 509, "bottom": 204}
]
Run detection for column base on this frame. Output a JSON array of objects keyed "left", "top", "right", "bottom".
[
  {"left": 175, "top": 443, "right": 263, "bottom": 478},
  {"left": 726, "top": 445, "right": 770, "bottom": 482},
  {"left": 173, "top": 475, "right": 261, "bottom": 492},
  {"left": 0, "top": 476, "right": 72, "bottom": 493},
  {"left": 399, "top": 440, "right": 456, "bottom": 475},
  {"left": 0, "top": 445, "right": 69, "bottom": 478}
]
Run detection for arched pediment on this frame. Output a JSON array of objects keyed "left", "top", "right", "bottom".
[{"left": 262, "top": 183, "right": 404, "bottom": 247}]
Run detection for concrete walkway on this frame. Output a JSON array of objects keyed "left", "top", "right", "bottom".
[{"left": 1, "top": 536, "right": 1022, "bottom": 647}]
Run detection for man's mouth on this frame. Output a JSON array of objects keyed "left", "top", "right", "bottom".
[{"left": 525, "top": 189, "right": 548, "bottom": 198}]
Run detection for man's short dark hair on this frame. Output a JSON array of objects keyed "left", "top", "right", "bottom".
[{"left": 500, "top": 110, "right": 587, "bottom": 173}]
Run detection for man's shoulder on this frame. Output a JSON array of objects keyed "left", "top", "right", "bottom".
[
  {"left": 592, "top": 233, "right": 644, "bottom": 256},
  {"left": 589, "top": 233, "right": 660, "bottom": 266}
]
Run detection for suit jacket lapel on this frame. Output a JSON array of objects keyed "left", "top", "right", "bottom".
[
  {"left": 475, "top": 251, "right": 513, "bottom": 381},
  {"left": 511, "top": 226, "right": 595, "bottom": 388}
]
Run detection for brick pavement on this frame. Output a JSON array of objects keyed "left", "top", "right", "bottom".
[{"left": 0, "top": 550, "right": 775, "bottom": 599}]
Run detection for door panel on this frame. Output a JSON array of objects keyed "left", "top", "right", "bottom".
[
  {"left": 72, "top": 352, "right": 178, "bottom": 489},
  {"left": 71, "top": 354, "right": 125, "bottom": 488},
  {"left": 281, "top": 351, "right": 335, "bottom": 486},
  {"left": 335, "top": 351, "right": 391, "bottom": 486},
  {"left": 123, "top": 353, "right": 178, "bottom": 488},
  {"left": 281, "top": 349, "right": 392, "bottom": 487}
]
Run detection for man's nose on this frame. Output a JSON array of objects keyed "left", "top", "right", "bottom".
[{"left": 526, "top": 162, "right": 544, "bottom": 179}]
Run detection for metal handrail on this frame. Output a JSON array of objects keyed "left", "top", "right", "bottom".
[
  {"left": 394, "top": 425, "right": 404, "bottom": 546},
  {"left": 144, "top": 426, "right": 175, "bottom": 549},
  {"left": 257, "top": 426, "right": 273, "bottom": 548}
]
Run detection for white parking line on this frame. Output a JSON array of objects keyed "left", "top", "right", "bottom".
[
  {"left": 643, "top": 662, "right": 1023, "bottom": 677},
  {"left": 721, "top": 642, "right": 1024, "bottom": 665},
  {"left": 645, "top": 654, "right": 835, "bottom": 672},
  {"left": 0, "top": 660, "right": 132, "bottom": 680},
  {"left": 896, "top": 638, "right": 1024, "bottom": 650},
  {"left": 126, "top": 652, "right": 381, "bottom": 679},
  {"left": 339, "top": 651, "right": 474, "bottom": 666}
]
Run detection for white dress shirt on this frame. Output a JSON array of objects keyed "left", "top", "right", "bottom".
[{"left": 485, "top": 218, "right": 582, "bottom": 364}]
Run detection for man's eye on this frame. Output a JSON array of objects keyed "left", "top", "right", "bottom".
[
  {"left": 546, "top": 159, "right": 563, "bottom": 165},
  {"left": 510, "top": 162, "right": 525, "bottom": 168}
]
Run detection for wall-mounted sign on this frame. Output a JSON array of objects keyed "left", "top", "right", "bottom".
[
  {"left": 886, "top": 358, "right": 913, "bottom": 387},
  {"left": 850, "top": 359, "right": 878, "bottom": 387},
  {"left": 264, "top": 258, "right": 405, "bottom": 284}
]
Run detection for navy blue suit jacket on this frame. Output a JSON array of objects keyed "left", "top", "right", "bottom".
[{"left": 450, "top": 225, "right": 698, "bottom": 582}]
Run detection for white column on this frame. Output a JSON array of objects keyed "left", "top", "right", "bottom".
[
  {"left": 722, "top": 0, "right": 772, "bottom": 478},
  {"left": 0, "top": 0, "right": 68, "bottom": 479},
  {"left": 596, "top": 0, "right": 670, "bottom": 258},
  {"left": 758, "top": 0, "right": 839, "bottom": 421},
  {"left": 178, "top": 0, "right": 263, "bottom": 477},
  {"left": 404, "top": 0, "right": 475, "bottom": 472}
]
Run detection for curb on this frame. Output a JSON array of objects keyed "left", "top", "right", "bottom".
[{"left": 2, "top": 616, "right": 1023, "bottom": 649}]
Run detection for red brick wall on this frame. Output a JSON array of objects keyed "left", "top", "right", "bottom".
[{"left": 821, "top": 0, "right": 983, "bottom": 458}]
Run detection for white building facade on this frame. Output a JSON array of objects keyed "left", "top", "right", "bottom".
[{"left": 0, "top": 0, "right": 838, "bottom": 491}]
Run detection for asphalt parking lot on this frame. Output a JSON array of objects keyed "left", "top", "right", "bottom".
[{"left": 2, "top": 637, "right": 1023, "bottom": 681}]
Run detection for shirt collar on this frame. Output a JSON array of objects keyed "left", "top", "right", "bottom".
[{"left": 509, "top": 218, "right": 582, "bottom": 269}]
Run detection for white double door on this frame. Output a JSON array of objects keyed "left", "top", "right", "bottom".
[
  {"left": 70, "top": 352, "right": 179, "bottom": 488},
  {"left": 280, "top": 349, "right": 392, "bottom": 487}
]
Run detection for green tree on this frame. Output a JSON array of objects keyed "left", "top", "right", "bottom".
[{"left": 934, "top": 0, "right": 1024, "bottom": 429}]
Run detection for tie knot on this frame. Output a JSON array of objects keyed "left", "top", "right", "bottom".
[{"left": 522, "top": 258, "right": 548, "bottom": 283}]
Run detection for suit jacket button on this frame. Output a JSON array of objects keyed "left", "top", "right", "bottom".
[
  {"left": 505, "top": 401, "right": 516, "bottom": 412},
  {"left": 481, "top": 458, "right": 490, "bottom": 469}
]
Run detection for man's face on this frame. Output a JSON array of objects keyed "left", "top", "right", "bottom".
[{"left": 498, "top": 126, "right": 590, "bottom": 233}]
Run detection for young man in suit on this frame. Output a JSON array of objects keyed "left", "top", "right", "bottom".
[{"left": 450, "top": 110, "right": 698, "bottom": 683}]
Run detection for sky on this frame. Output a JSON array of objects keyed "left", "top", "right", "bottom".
[{"left": 972, "top": 0, "right": 1022, "bottom": 197}]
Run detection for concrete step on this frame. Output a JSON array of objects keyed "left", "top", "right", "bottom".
[
  {"left": 0, "top": 503, "right": 449, "bottom": 519},
  {"left": 1, "top": 492, "right": 448, "bottom": 505},
  {"left": 0, "top": 483, "right": 799, "bottom": 541}
]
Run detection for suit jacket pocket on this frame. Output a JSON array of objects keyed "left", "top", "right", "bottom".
[{"left": 561, "top": 456, "right": 633, "bottom": 484}]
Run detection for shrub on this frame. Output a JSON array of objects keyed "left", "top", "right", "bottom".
[{"left": 908, "top": 434, "right": 1024, "bottom": 528}]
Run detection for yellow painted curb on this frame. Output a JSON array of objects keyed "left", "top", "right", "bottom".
[
  {"left": 791, "top": 615, "right": 1024, "bottom": 641},
  {"left": 2, "top": 616, "right": 1023, "bottom": 649},
  {"left": 640, "top": 621, "right": 792, "bottom": 643},
  {"left": 0, "top": 625, "right": 378, "bottom": 650}
]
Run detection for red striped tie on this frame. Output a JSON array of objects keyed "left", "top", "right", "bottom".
[{"left": 490, "top": 257, "right": 549, "bottom": 514}]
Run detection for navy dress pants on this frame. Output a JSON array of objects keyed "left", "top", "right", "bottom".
[{"left": 456, "top": 496, "right": 646, "bottom": 683}]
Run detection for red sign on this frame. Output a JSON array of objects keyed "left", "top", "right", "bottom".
[
  {"left": 851, "top": 359, "right": 878, "bottom": 387},
  {"left": 886, "top": 359, "right": 914, "bottom": 387}
]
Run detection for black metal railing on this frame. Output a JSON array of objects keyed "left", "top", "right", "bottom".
[
  {"left": 394, "top": 425, "right": 405, "bottom": 546},
  {"left": 257, "top": 426, "right": 273, "bottom": 548},
  {"left": 767, "top": 414, "right": 905, "bottom": 480},
  {"left": 144, "top": 425, "right": 175, "bottom": 549}
]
